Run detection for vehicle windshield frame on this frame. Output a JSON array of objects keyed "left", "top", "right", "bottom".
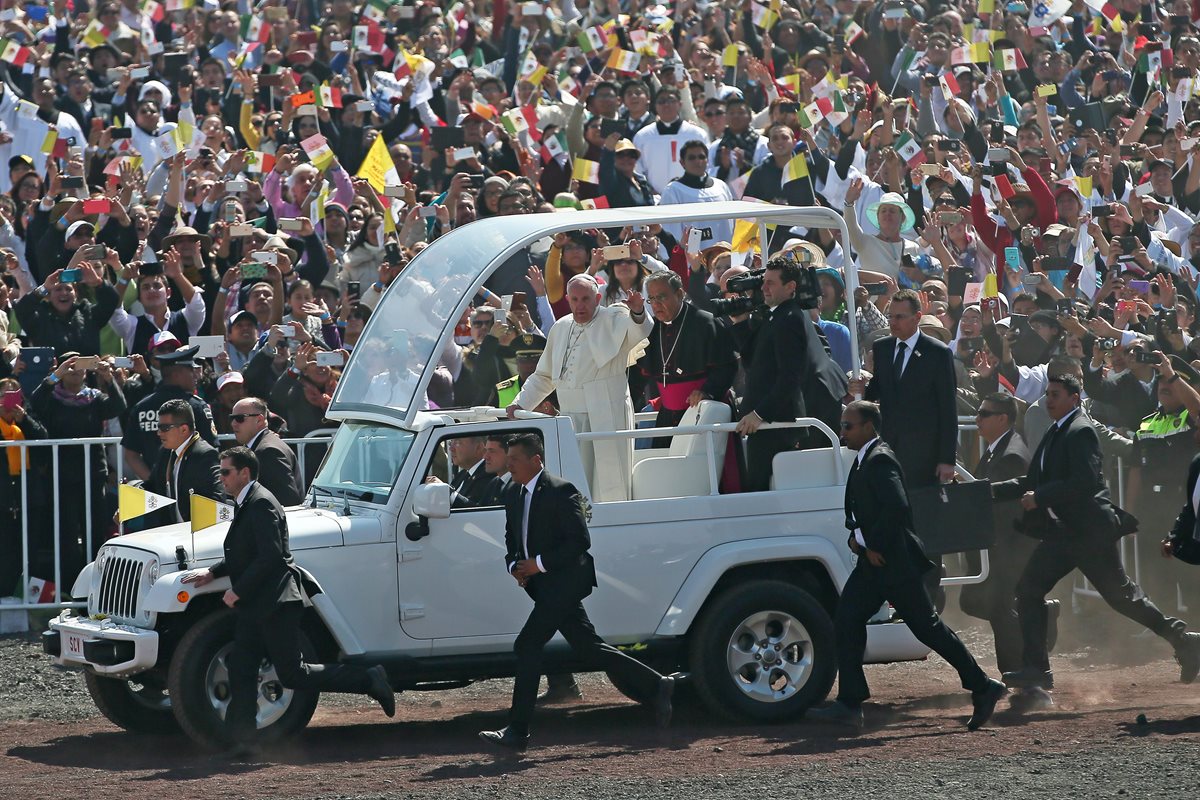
[{"left": 310, "top": 422, "right": 415, "bottom": 505}]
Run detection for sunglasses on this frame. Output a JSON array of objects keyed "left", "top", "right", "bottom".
[
  {"left": 157, "top": 422, "right": 181, "bottom": 431},
  {"left": 975, "top": 409, "right": 1002, "bottom": 418},
  {"left": 219, "top": 468, "right": 236, "bottom": 476},
  {"left": 229, "top": 413, "right": 263, "bottom": 423}
]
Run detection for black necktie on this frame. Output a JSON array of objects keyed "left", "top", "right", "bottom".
[
  {"left": 1037, "top": 422, "right": 1061, "bottom": 471},
  {"left": 520, "top": 486, "right": 531, "bottom": 559},
  {"left": 976, "top": 447, "right": 992, "bottom": 476},
  {"left": 166, "top": 451, "right": 178, "bottom": 498},
  {"left": 893, "top": 341, "right": 908, "bottom": 381}
]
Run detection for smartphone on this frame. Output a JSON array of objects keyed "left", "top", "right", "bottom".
[
  {"left": 1004, "top": 246, "right": 1022, "bottom": 271},
  {"left": 82, "top": 199, "right": 111, "bottom": 215},
  {"left": 240, "top": 262, "right": 268, "bottom": 279},
  {"left": 251, "top": 251, "right": 280, "bottom": 266},
  {"left": 1091, "top": 203, "right": 1113, "bottom": 218},
  {"left": 946, "top": 268, "right": 971, "bottom": 297},
  {"left": 510, "top": 291, "right": 527, "bottom": 310},
  {"left": 331, "top": 40, "right": 349, "bottom": 52},
  {"left": 602, "top": 245, "right": 632, "bottom": 261},
  {"left": 1009, "top": 313, "right": 1030, "bottom": 334},
  {"left": 62, "top": 176, "right": 85, "bottom": 189},
  {"left": 190, "top": 335, "right": 224, "bottom": 358},
  {"left": 1134, "top": 349, "right": 1163, "bottom": 364},
  {"left": 1128, "top": 279, "right": 1151, "bottom": 293},
  {"left": 1022, "top": 274, "right": 1043, "bottom": 286},
  {"left": 467, "top": 175, "right": 485, "bottom": 189},
  {"left": 987, "top": 147, "right": 1009, "bottom": 162},
  {"left": 600, "top": 118, "right": 624, "bottom": 139},
  {"left": 225, "top": 180, "right": 248, "bottom": 193},
  {"left": 962, "top": 336, "right": 985, "bottom": 352},
  {"left": 347, "top": 281, "right": 361, "bottom": 298},
  {"left": 1119, "top": 235, "right": 1138, "bottom": 255},
  {"left": 138, "top": 261, "right": 163, "bottom": 276},
  {"left": 1056, "top": 299, "right": 1075, "bottom": 316},
  {"left": 279, "top": 218, "right": 305, "bottom": 231},
  {"left": 130, "top": 66, "right": 150, "bottom": 79},
  {"left": 1, "top": 390, "right": 21, "bottom": 409},
  {"left": 383, "top": 185, "right": 408, "bottom": 199},
  {"left": 111, "top": 127, "right": 132, "bottom": 139},
  {"left": 1042, "top": 255, "right": 1072, "bottom": 271},
  {"left": 279, "top": 323, "right": 297, "bottom": 338},
  {"left": 223, "top": 204, "right": 239, "bottom": 224},
  {"left": 418, "top": 206, "right": 438, "bottom": 219},
  {"left": 922, "top": 74, "right": 939, "bottom": 87},
  {"left": 59, "top": 267, "right": 82, "bottom": 283},
  {"left": 779, "top": 102, "right": 799, "bottom": 114},
  {"left": 1067, "top": 262, "right": 1084, "bottom": 283},
  {"left": 1119, "top": 144, "right": 1138, "bottom": 157},
  {"left": 939, "top": 211, "right": 963, "bottom": 225},
  {"left": 355, "top": 100, "right": 373, "bottom": 113},
  {"left": 258, "top": 73, "right": 286, "bottom": 87},
  {"left": 864, "top": 282, "right": 889, "bottom": 296},
  {"left": 228, "top": 223, "right": 254, "bottom": 237},
  {"left": 1117, "top": 299, "right": 1137, "bottom": 314},
  {"left": 941, "top": 139, "right": 960, "bottom": 152},
  {"left": 493, "top": 308, "right": 507, "bottom": 326},
  {"left": 112, "top": 356, "right": 133, "bottom": 369},
  {"left": 917, "top": 163, "right": 941, "bottom": 176},
  {"left": 430, "top": 126, "right": 466, "bottom": 150},
  {"left": 315, "top": 350, "right": 346, "bottom": 367},
  {"left": 1038, "top": 157, "right": 1052, "bottom": 174},
  {"left": 73, "top": 355, "right": 101, "bottom": 370}
]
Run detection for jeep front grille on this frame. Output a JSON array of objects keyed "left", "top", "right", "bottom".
[{"left": 95, "top": 557, "right": 144, "bottom": 619}]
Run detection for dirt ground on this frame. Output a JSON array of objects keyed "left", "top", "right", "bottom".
[{"left": 3, "top": 612, "right": 1200, "bottom": 800}]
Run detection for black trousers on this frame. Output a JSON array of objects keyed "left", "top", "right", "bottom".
[
  {"left": 1015, "top": 535, "right": 1186, "bottom": 672},
  {"left": 744, "top": 428, "right": 802, "bottom": 493},
  {"left": 227, "top": 600, "right": 374, "bottom": 744},
  {"left": 835, "top": 560, "right": 989, "bottom": 707},
  {"left": 960, "top": 529, "right": 1040, "bottom": 674},
  {"left": 510, "top": 590, "right": 661, "bottom": 732}
]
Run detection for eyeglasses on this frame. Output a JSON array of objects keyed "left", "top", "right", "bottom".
[
  {"left": 704, "top": 110, "right": 725, "bottom": 117},
  {"left": 647, "top": 292, "right": 674, "bottom": 303},
  {"left": 219, "top": 468, "right": 236, "bottom": 476},
  {"left": 229, "top": 413, "right": 263, "bottom": 424},
  {"left": 157, "top": 422, "right": 181, "bottom": 431},
  {"left": 684, "top": 153, "right": 708, "bottom": 161},
  {"left": 975, "top": 409, "right": 1002, "bottom": 418}
]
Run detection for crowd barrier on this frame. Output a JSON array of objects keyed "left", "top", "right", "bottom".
[{"left": 0, "top": 420, "right": 1152, "bottom": 613}]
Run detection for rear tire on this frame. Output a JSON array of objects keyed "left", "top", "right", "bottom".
[
  {"left": 84, "top": 671, "right": 179, "bottom": 734},
  {"left": 166, "top": 609, "right": 319, "bottom": 750},
  {"left": 687, "top": 580, "right": 835, "bottom": 722}
]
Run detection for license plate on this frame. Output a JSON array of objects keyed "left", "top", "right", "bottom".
[{"left": 62, "top": 631, "right": 87, "bottom": 662}]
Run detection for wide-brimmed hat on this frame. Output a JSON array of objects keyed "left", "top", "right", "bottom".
[
  {"left": 784, "top": 240, "right": 827, "bottom": 267},
  {"left": 261, "top": 234, "right": 301, "bottom": 265},
  {"left": 614, "top": 138, "right": 640, "bottom": 157},
  {"left": 161, "top": 225, "right": 213, "bottom": 250},
  {"left": 867, "top": 192, "right": 916, "bottom": 232},
  {"left": 919, "top": 315, "right": 952, "bottom": 343}
]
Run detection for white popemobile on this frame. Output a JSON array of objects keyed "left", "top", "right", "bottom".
[{"left": 43, "top": 202, "right": 988, "bottom": 749}]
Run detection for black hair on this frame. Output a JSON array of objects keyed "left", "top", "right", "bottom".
[
  {"left": 1048, "top": 373, "right": 1082, "bottom": 396},
  {"left": 679, "top": 139, "right": 708, "bottom": 161},
  {"left": 158, "top": 398, "right": 194, "bottom": 429},
  {"left": 220, "top": 445, "right": 259, "bottom": 478},
  {"left": 846, "top": 399, "right": 882, "bottom": 430},
  {"left": 508, "top": 432, "right": 543, "bottom": 460},
  {"left": 765, "top": 253, "right": 802, "bottom": 286},
  {"left": 981, "top": 392, "right": 1018, "bottom": 423}
]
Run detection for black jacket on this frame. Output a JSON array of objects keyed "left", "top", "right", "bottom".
[
  {"left": 450, "top": 461, "right": 495, "bottom": 508},
  {"left": 1082, "top": 364, "right": 1158, "bottom": 431},
  {"left": 993, "top": 409, "right": 1128, "bottom": 540},
  {"left": 1168, "top": 453, "right": 1200, "bottom": 561},
  {"left": 503, "top": 471, "right": 597, "bottom": 601},
  {"left": 146, "top": 436, "right": 223, "bottom": 524},
  {"left": 845, "top": 439, "right": 935, "bottom": 585},
  {"left": 733, "top": 299, "right": 847, "bottom": 430},
  {"left": 865, "top": 333, "right": 958, "bottom": 487},
  {"left": 14, "top": 283, "right": 121, "bottom": 357},
  {"left": 252, "top": 429, "right": 305, "bottom": 507},
  {"left": 210, "top": 482, "right": 303, "bottom": 618}
]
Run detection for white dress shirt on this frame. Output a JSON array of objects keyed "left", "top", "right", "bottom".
[
  {"left": 894, "top": 330, "right": 922, "bottom": 377},
  {"left": 519, "top": 470, "right": 546, "bottom": 573},
  {"left": 852, "top": 437, "right": 881, "bottom": 548},
  {"left": 235, "top": 480, "right": 256, "bottom": 507}
]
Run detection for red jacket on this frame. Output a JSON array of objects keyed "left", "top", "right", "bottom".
[{"left": 970, "top": 165, "right": 1056, "bottom": 255}]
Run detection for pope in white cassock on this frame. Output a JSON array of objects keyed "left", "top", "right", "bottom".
[{"left": 507, "top": 273, "right": 653, "bottom": 502}]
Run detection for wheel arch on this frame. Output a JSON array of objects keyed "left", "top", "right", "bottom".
[{"left": 654, "top": 537, "right": 848, "bottom": 638}]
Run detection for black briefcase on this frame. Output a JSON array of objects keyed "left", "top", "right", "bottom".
[{"left": 909, "top": 480, "right": 996, "bottom": 556}]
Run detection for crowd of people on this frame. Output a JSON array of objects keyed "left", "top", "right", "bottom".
[{"left": 1, "top": 0, "right": 1200, "bottom": 650}]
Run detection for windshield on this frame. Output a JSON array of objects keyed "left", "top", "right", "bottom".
[{"left": 311, "top": 423, "right": 414, "bottom": 504}]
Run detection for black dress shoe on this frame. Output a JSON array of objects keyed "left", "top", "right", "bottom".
[
  {"left": 807, "top": 701, "right": 864, "bottom": 729},
  {"left": 367, "top": 665, "right": 396, "bottom": 717},
  {"left": 1001, "top": 667, "right": 1054, "bottom": 690},
  {"left": 536, "top": 681, "right": 584, "bottom": 704},
  {"left": 478, "top": 726, "right": 530, "bottom": 753},
  {"left": 1010, "top": 686, "right": 1054, "bottom": 711},
  {"left": 1045, "top": 599, "right": 1061, "bottom": 652},
  {"left": 1174, "top": 632, "right": 1200, "bottom": 684},
  {"left": 654, "top": 676, "right": 674, "bottom": 728},
  {"left": 967, "top": 679, "right": 1007, "bottom": 731}
]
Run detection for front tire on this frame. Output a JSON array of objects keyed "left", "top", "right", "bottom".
[
  {"left": 166, "top": 609, "right": 319, "bottom": 750},
  {"left": 687, "top": 580, "right": 835, "bottom": 722},
  {"left": 85, "top": 671, "right": 179, "bottom": 734}
]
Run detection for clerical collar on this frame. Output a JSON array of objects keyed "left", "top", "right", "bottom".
[
  {"left": 676, "top": 172, "right": 712, "bottom": 189},
  {"left": 664, "top": 304, "right": 687, "bottom": 325},
  {"left": 656, "top": 118, "right": 683, "bottom": 135}
]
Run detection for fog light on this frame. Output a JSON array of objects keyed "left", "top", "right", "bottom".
[{"left": 177, "top": 591, "right": 189, "bottom": 604}]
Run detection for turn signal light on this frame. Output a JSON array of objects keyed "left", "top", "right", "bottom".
[{"left": 177, "top": 591, "right": 190, "bottom": 604}]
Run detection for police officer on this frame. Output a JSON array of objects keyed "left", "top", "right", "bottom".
[
  {"left": 496, "top": 333, "right": 547, "bottom": 408},
  {"left": 120, "top": 345, "right": 217, "bottom": 483},
  {"left": 1128, "top": 355, "right": 1200, "bottom": 614}
]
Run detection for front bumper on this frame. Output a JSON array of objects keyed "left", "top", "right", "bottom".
[{"left": 45, "top": 612, "right": 159, "bottom": 678}]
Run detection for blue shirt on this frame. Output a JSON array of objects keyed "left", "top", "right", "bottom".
[{"left": 817, "top": 318, "right": 853, "bottom": 374}]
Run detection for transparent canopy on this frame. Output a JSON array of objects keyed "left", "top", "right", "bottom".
[{"left": 329, "top": 201, "right": 854, "bottom": 429}]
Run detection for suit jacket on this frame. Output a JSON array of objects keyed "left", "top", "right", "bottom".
[
  {"left": 503, "top": 471, "right": 597, "bottom": 602},
  {"left": 993, "top": 409, "right": 1125, "bottom": 540},
  {"left": 450, "top": 461, "right": 495, "bottom": 508},
  {"left": 1082, "top": 365, "right": 1158, "bottom": 431},
  {"left": 732, "top": 298, "right": 845, "bottom": 426},
  {"left": 481, "top": 474, "right": 514, "bottom": 507},
  {"left": 1168, "top": 453, "right": 1200, "bottom": 558},
  {"left": 146, "top": 436, "right": 222, "bottom": 523},
  {"left": 252, "top": 430, "right": 305, "bottom": 507},
  {"left": 865, "top": 333, "right": 958, "bottom": 486},
  {"left": 845, "top": 440, "right": 935, "bottom": 584},
  {"left": 975, "top": 429, "right": 1031, "bottom": 483},
  {"left": 210, "top": 482, "right": 303, "bottom": 618}
]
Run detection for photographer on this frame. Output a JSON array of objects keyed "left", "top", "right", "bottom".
[
  {"left": 15, "top": 261, "right": 121, "bottom": 358},
  {"left": 730, "top": 253, "right": 842, "bottom": 492}
]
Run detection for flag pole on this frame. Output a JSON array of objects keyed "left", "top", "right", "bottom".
[{"left": 188, "top": 489, "right": 196, "bottom": 567}]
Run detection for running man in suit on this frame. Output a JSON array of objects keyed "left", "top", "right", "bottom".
[
  {"left": 478, "top": 433, "right": 674, "bottom": 752},
  {"left": 808, "top": 401, "right": 1006, "bottom": 730}
]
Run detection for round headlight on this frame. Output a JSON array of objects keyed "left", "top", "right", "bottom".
[
  {"left": 146, "top": 559, "right": 159, "bottom": 583},
  {"left": 95, "top": 549, "right": 109, "bottom": 573}
]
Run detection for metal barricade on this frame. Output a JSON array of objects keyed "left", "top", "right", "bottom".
[{"left": 1, "top": 430, "right": 335, "bottom": 611}]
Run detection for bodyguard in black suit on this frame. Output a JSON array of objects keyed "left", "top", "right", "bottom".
[
  {"left": 1165, "top": 448, "right": 1200, "bottom": 565},
  {"left": 809, "top": 401, "right": 1005, "bottom": 730},
  {"left": 231, "top": 397, "right": 305, "bottom": 507},
  {"left": 182, "top": 447, "right": 394, "bottom": 756},
  {"left": 849, "top": 289, "right": 958, "bottom": 488},
  {"left": 147, "top": 399, "right": 223, "bottom": 525},
  {"left": 478, "top": 434, "right": 674, "bottom": 752},
  {"left": 732, "top": 254, "right": 845, "bottom": 491},
  {"left": 992, "top": 375, "right": 1200, "bottom": 690}
]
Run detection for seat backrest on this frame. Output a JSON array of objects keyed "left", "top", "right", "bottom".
[
  {"left": 769, "top": 447, "right": 855, "bottom": 490},
  {"left": 667, "top": 400, "right": 732, "bottom": 456}
]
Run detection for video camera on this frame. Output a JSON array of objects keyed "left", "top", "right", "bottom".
[{"left": 710, "top": 253, "right": 822, "bottom": 317}]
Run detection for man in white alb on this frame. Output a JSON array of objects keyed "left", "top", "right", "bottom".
[{"left": 506, "top": 274, "right": 652, "bottom": 502}]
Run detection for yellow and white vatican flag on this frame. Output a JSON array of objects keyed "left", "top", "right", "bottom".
[
  {"left": 118, "top": 484, "right": 176, "bottom": 522},
  {"left": 191, "top": 492, "right": 236, "bottom": 532}
]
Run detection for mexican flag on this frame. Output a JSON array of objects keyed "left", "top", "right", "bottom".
[{"left": 894, "top": 133, "right": 926, "bottom": 167}]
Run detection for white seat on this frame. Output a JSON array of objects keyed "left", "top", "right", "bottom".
[
  {"left": 768, "top": 447, "right": 855, "bottom": 491},
  {"left": 631, "top": 401, "right": 732, "bottom": 500}
]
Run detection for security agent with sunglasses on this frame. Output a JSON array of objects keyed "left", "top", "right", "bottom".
[
  {"left": 230, "top": 396, "right": 305, "bottom": 506},
  {"left": 808, "top": 400, "right": 1006, "bottom": 731},
  {"left": 182, "top": 447, "right": 394, "bottom": 758},
  {"left": 146, "top": 398, "right": 223, "bottom": 525}
]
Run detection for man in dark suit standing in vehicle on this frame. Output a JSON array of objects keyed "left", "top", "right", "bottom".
[
  {"left": 478, "top": 433, "right": 675, "bottom": 753},
  {"left": 230, "top": 397, "right": 305, "bottom": 506},
  {"left": 808, "top": 401, "right": 1006, "bottom": 731},
  {"left": 182, "top": 447, "right": 394, "bottom": 757},
  {"left": 731, "top": 253, "right": 846, "bottom": 492},
  {"left": 993, "top": 375, "right": 1200, "bottom": 692},
  {"left": 148, "top": 399, "right": 223, "bottom": 525},
  {"left": 848, "top": 289, "right": 958, "bottom": 488},
  {"left": 960, "top": 393, "right": 1060, "bottom": 677}
]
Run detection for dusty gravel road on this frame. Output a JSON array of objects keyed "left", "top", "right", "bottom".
[{"left": 4, "top": 614, "right": 1200, "bottom": 800}]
